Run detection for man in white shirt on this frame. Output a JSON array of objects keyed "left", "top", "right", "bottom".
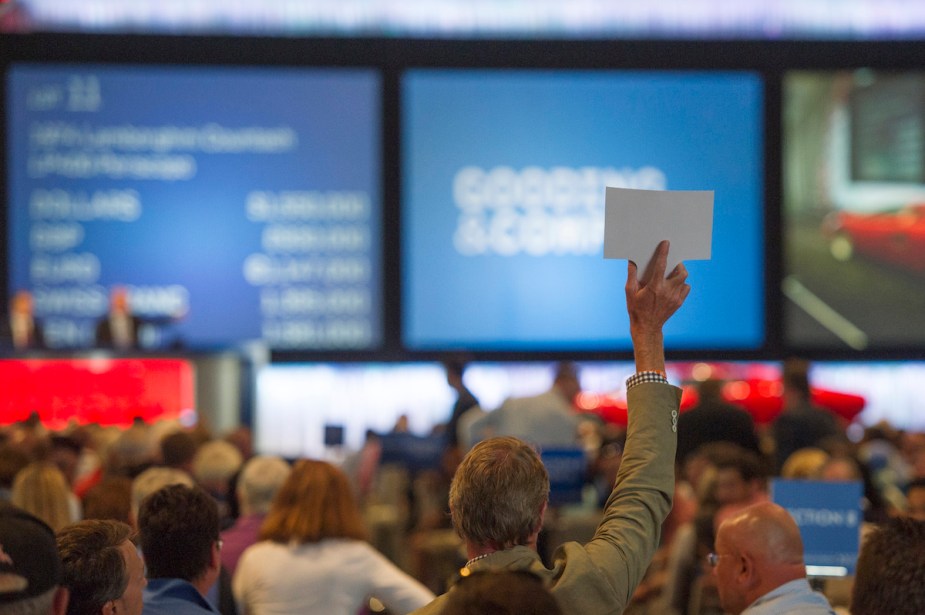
[{"left": 710, "top": 502, "right": 836, "bottom": 615}]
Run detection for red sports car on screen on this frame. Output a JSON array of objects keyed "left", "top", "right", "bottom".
[{"left": 822, "top": 203, "right": 925, "bottom": 274}]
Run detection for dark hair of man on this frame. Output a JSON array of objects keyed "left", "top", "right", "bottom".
[
  {"left": 82, "top": 477, "right": 133, "bottom": 525},
  {"left": 449, "top": 436, "right": 549, "bottom": 550},
  {"left": 851, "top": 516, "right": 925, "bottom": 615},
  {"left": 138, "top": 484, "right": 219, "bottom": 582},
  {"left": 159, "top": 431, "right": 198, "bottom": 468},
  {"left": 56, "top": 520, "right": 133, "bottom": 615}
]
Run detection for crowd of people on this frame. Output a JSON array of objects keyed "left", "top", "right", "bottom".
[{"left": 2, "top": 242, "right": 924, "bottom": 615}]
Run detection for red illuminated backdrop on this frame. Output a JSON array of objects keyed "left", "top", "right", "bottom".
[{"left": 0, "top": 358, "right": 195, "bottom": 429}]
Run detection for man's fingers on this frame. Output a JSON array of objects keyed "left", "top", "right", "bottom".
[
  {"left": 626, "top": 260, "right": 639, "bottom": 300},
  {"left": 667, "top": 261, "right": 688, "bottom": 282},
  {"left": 650, "top": 240, "right": 670, "bottom": 282}
]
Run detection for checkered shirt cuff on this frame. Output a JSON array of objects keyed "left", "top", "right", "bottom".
[{"left": 626, "top": 370, "right": 669, "bottom": 390}]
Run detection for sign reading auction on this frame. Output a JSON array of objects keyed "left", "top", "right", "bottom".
[
  {"left": 8, "top": 65, "right": 382, "bottom": 350},
  {"left": 771, "top": 479, "right": 863, "bottom": 576}
]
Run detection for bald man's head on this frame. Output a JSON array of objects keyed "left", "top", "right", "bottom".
[{"left": 713, "top": 502, "right": 806, "bottom": 615}]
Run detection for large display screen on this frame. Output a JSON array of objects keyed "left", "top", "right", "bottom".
[
  {"left": 402, "top": 70, "right": 764, "bottom": 351},
  {"left": 7, "top": 64, "right": 382, "bottom": 351},
  {"left": 783, "top": 71, "right": 925, "bottom": 351}
]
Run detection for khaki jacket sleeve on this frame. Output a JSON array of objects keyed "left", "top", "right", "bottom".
[{"left": 582, "top": 381, "right": 681, "bottom": 610}]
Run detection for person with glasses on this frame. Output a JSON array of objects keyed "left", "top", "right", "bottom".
[
  {"left": 709, "top": 501, "right": 836, "bottom": 615},
  {"left": 411, "top": 240, "right": 690, "bottom": 615},
  {"left": 137, "top": 484, "right": 224, "bottom": 615}
]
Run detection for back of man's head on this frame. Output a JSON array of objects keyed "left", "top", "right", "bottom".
[
  {"left": 0, "top": 504, "right": 67, "bottom": 615},
  {"left": 553, "top": 362, "right": 581, "bottom": 401},
  {"left": 138, "top": 485, "right": 219, "bottom": 583},
  {"left": 237, "top": 455, "right": 291, "bottom": 516},
  {"left": 851, "top": 517, "right": 925, "bottom": 615},
  {"left": 55, "top": 520, "right": 133, "bottom": 615},
  {"left": 449, "top": 437, "right": 549, "bottom": 550},
  {"left": 159, "top": 431, "right": 198, "bottom": 470}
]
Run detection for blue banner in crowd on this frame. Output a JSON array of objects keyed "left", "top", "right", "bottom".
[{"left": 771, "top": 479, "right": 863, "bottom": 576}]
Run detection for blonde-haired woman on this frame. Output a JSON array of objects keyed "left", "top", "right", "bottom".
[
  {"left": 11, "top": 461, "right": 79, "bottom": 532},
  {"left": 233, "top": 459, "right": 434, "bottom": 615}
]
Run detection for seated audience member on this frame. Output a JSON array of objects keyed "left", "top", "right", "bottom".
[
  {"left": 780, "top": 447, "right": 830, "bottom": 479},
  {"left": 676, "top": 378, "right": 761, "bottom": 467},
  {"left": 441, "top": 570, "right": 562, "bottom": 615},
  {"left": 904, "top": 477, "right": 925, "bottom": 521},
  {"left": 56, "top": 519, "right": 146, "bottom": 615},
  {"left": 711, "top": 502, "right": 836, "bottom": 615},
  {"left": 220, "top": 456, "right": 291, "bottom": 575},
  {"left": 233, "top": 459, "right": 434, "bottom": 615},
  {"left": 191, "top": 441, "right": 243, "bottom": 528},
  {"left": 107, "top": 418, "right": 158, "bottom": 479},
  {"left": 82, "top": 477, "right": 134, "bottom": 525},
  {"left": 712, "top": 447, "right": 768, "bottom": 510},
  {"left": 159, "top": 431, "right": 198, "bottom": 475},
  {"left": 771, "top": 358, "right": 841, "bottom": 474},
  {"left": 0, "top": 504, "right": 69, "bottom": 615},
  {"left": 0, "top": 444, "right": 30, "bottom": 502},
  {"left": 410, "top": 240, "right": 690, "bottom": 615},
  {"left": 469, "top": 361, "right": 582, "bottom": 449},
  {"left": 138, "top": 484, "right": 222, "bottom": 615},
  {"left": 49, "top": 435, "right": 83, "bottom": 488},
  {"left": 11, "top": 461, "right": 79, "bottom": 532},
  {"left": 851, "top": 516, "right": 925, "bottom": 615},
  {"left": 816, "top": 454, "right": 892, "bottom": 523},
  {"left": 130, "top": 466, "right": 194, "bottom": 524}
]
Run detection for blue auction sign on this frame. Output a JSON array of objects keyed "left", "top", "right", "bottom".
[
  {"left": 402, "top": 70, "right": 764, "bottom": 351},
  {"left": 771, "top": 479, "right": 863, "bottom": 576},
  {"left": 7, "top": 64, "right": 382, "bottom": 350}
]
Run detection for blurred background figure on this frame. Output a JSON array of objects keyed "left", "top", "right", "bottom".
[
  {"left": 676, "top": 378, "right": 761, "bottom": 467},
  {"left": 2, "top": 289, "right": 46, "bottom": 350},
  {"left": 11, "top": 460, "right": 80, "bottom": 533},
  {"left": 232, "top": 459, "right": 434, "bottom": 615},
  {"left": 469, "top": 361, "right": 582, "bottom": 449},
  {"left": 95, "top": 286, "right": 143, "bottom": 350},
  {"left": 771, "top": 358, "right": 840, "bottom": 474},
  {"left": 442, "top": 358, "right": 479, "bottom": 452},
  {"left": 81, "top": 476, "right": 134, "bottom": 525},
  {"left": 192, "top": 440, "right": 244, "bottom": 530},
  {"left": 905, "top": 478, "right": 925, "bottom": 521},
  {"left": 220, "top": 455, "right": 291, "bottom": 575}
]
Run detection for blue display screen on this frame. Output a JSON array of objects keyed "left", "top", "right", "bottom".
[
  {"left": 402, "top": 69, "right": 765, "bottom": 351},
  {"left": 8, "top": 64, "right": 382, "bottom": 350}
]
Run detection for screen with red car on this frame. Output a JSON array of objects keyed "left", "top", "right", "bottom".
[{"left": 783, "top": 70, "right": 925, "bottom": 352}]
